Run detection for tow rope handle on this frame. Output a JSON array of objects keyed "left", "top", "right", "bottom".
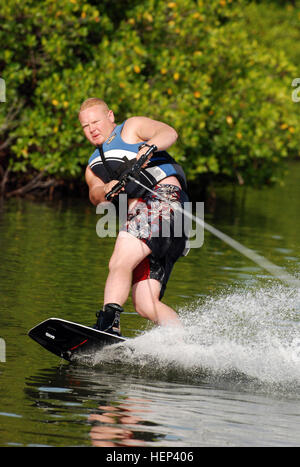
[{"left": 105, "top": 144, "right": 157, "bottom": 200}]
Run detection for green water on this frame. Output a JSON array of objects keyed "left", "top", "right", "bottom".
[{"left": 0, "top": 162, "right": 300, "bottom": 447}]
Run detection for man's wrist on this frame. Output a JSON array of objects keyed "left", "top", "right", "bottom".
[{"left": 138, "top": 143, "right": 158, "bottom": 152}]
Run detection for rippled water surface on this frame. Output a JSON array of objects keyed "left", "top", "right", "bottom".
[{"left": 1, "top": 162, "right": 300, "bottom": 447}]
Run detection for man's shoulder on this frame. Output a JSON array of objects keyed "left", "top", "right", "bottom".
[
  {"left": 123, "top": 116, "right": 156, "bottom": 136},
  {"left": 124, "top": 116, "right": 152, "bottom": 127},
  {"left": 121, "top": 116, "right": 147, "bottom": 141}
]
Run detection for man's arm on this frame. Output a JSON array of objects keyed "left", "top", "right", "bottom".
[
  {"left": 125, "top": 116, "right": 178, "bottom": 152},
  {"left": 85, "top": 166, "right": 120, "bottom": 205},
  {"left": 123, "top": 116, "right": 178, "bottom": 165}
]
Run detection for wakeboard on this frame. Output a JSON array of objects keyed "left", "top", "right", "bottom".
[{"left": 28, "top": 318, "right": 127, "bottom": 362}]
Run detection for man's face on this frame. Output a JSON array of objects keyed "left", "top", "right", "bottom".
[{"left": 79, "top": 105, "right": 115, "bottom": 146}]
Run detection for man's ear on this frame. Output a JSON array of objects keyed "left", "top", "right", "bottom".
[{"left": 108, "top": 109, "right": 115, "bottom": 123}]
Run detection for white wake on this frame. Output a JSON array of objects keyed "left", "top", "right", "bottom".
[{"left": 83, "top": 284, "right": 300, "bottom": 392}]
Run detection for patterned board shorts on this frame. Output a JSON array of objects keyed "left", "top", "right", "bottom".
[{"left": 120, "top": 184, "right": 189, "bottom": 299}]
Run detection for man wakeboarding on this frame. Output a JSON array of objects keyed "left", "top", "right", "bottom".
[{"left": 79, "top": 98, "right": 189, "bottom": 336}]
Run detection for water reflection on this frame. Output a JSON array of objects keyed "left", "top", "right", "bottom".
[
  {"left": 25, "top": 365, "right": 165, "bottom": 447},
  {"left": 89, "top": 399, "right": 151, "bottom": 447}
]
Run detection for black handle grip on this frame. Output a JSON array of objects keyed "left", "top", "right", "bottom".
[
  {"left": 105, "top": 180, "right": 126, "bottom": 201},
  {"left": 130, "top": 144, "right": 157, "bottom": 175},
  {"left": 105, "top": 144, "right": 157, "bottom": 201}
]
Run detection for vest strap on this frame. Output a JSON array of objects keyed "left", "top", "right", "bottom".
[
  {"left": 97, "top": 145, "right": 136, "bottom": 181},
  {"left": 98, "top": 144, "right": 116, "bottom": 180}
]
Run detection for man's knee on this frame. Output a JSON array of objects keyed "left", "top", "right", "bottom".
[
  {"left": 133, "top": 291, "right": 160, "bottom": 320},
  {"left": 108, "top": 253, "right": 138, "bottom": 274},
  {"left": 133, "top": 300, "right": 148, "bottom": 317},
  {"left": 108, "top": 254, "right": 123, "bottom": 273}
]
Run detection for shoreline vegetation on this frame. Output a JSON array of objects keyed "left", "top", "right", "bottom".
[{"left": 1, "top": 0, "right": 300, "bottom": 201}]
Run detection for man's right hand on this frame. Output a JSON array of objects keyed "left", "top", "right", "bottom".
[
  {"left": 104, "top": 180, "right": 124, "bottom": 199},
  {"left": 86, "top": 167, "right": 123, "bottom": 205}
]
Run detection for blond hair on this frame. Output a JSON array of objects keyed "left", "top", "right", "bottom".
[{"left": 79, "top": 98, "right": 109, "bottom": 115}]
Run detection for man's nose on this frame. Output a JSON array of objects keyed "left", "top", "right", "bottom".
[{"left": 89, "top": 123, "right": 97, "bottom": 132}]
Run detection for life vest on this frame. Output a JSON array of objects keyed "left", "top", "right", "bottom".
[{"left": 88, "top": 121, "right": 187, "bottom": 197}]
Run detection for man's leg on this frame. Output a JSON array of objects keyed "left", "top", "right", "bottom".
[
  {"left": 132, "top": 278, "right": 182, "bottom": 327},
  {"left": 104, "top": 231, "right": 152, "bottom": 306},
  {"left": 95, "top": 231, "right": 152, "bottom": 333}
]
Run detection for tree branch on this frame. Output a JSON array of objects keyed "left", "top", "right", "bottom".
[{"left": 5, "top": 170, "right": 60, "bottom": 197}]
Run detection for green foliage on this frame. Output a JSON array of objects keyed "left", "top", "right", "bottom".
[{"left": 1, "top": 0, "right": 300, "bottom": 192}]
